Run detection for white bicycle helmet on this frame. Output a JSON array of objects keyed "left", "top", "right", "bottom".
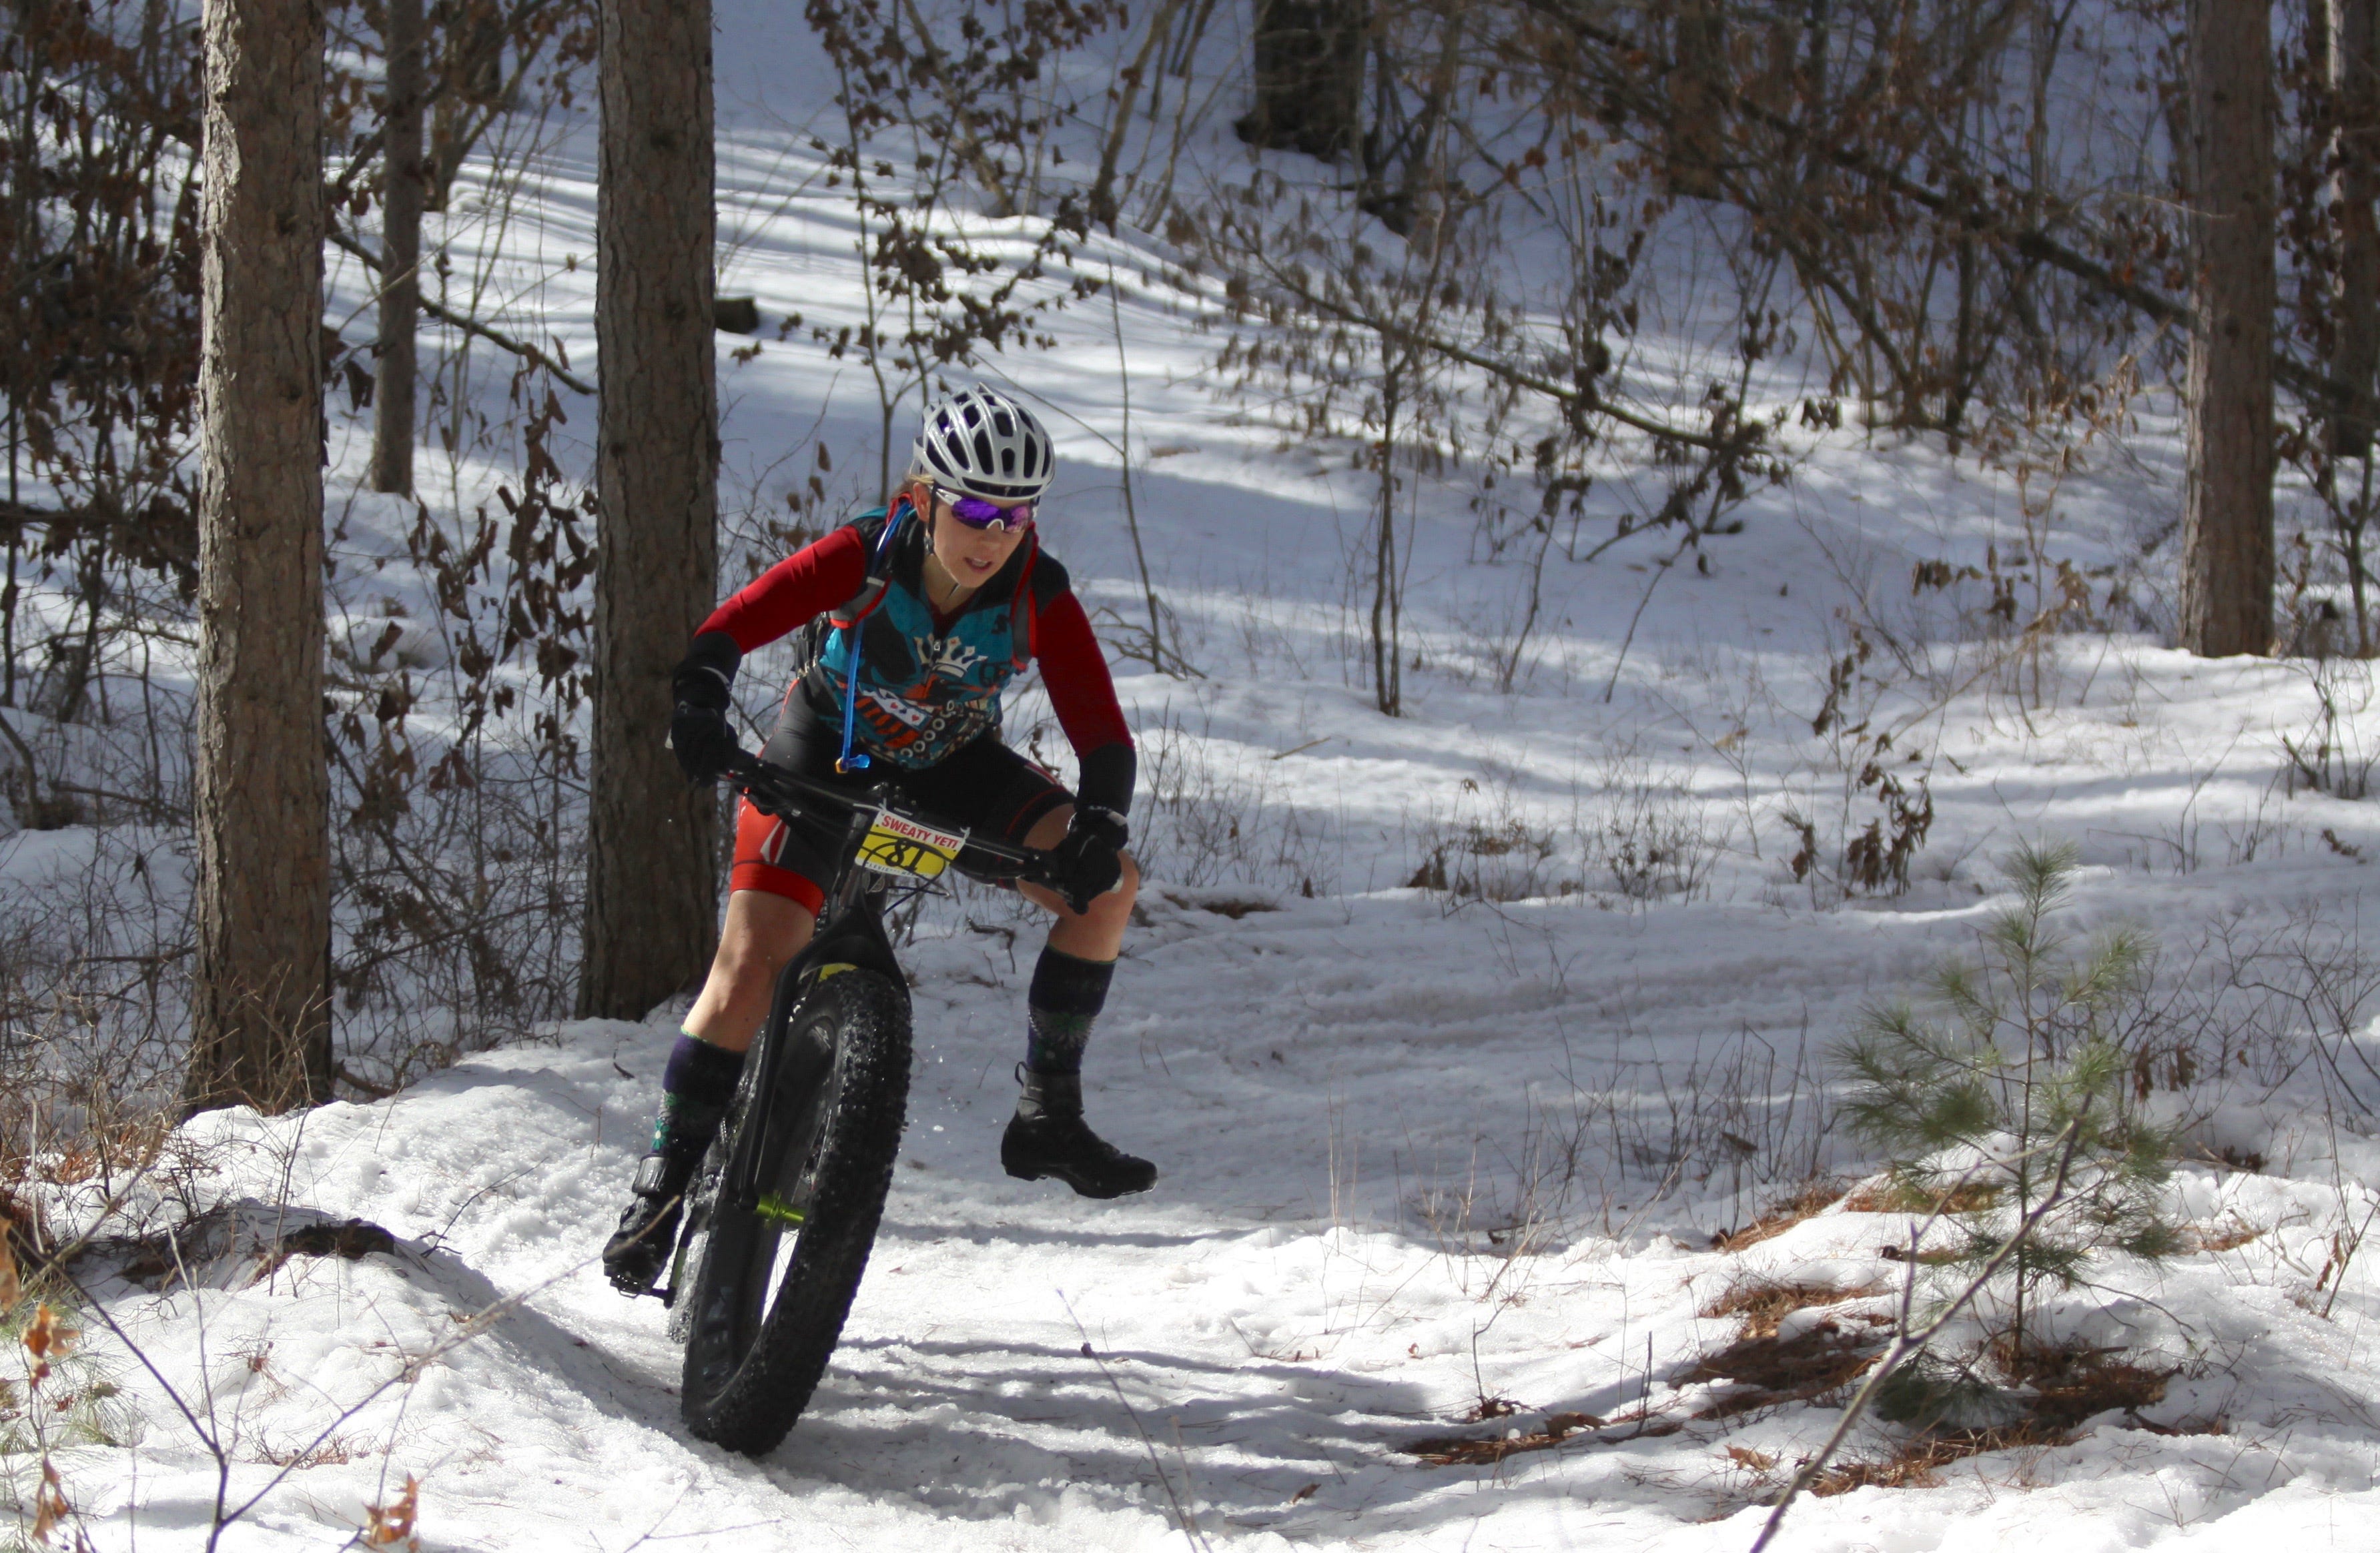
[{"left": 909, "top": 385, "right": 1056, "bottom": 504}]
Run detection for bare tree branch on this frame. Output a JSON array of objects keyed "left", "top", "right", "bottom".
[
  {"left": 1248, "top": 260, "right": 1761, "bottom": 454},
  {"left": 1517, "top": 0, "right": 2353, "bottom": 411},
  {"left": 327, "top": 225, "right": 594, "bottom": 395}
]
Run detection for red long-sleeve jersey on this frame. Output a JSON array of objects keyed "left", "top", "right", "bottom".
[{"left": 701, "top": 520, "right": 1134, "bottom": 795}]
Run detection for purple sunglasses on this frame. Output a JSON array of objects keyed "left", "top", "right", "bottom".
[{"left": 933, "top": 485, "right": 1036, "bottom": 532}]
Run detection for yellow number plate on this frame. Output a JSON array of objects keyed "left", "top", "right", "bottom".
[{"left": 855, "top": 809, "right": 966, "bottom": 881}]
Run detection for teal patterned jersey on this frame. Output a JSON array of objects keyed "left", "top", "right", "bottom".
[{"left": 805, "top": 506, "right": 1067, "bottom": 769}]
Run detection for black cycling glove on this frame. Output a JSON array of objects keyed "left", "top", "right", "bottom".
[
  {"left": 1050, "top": 806, "right": 1129, "bottom": 914},
  {"left": 669, "top": 630, "right": 744, "bottom": 784}
]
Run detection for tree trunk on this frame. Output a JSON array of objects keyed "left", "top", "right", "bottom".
[
  {"left": 2333, "top": 0, "right": 2380, "bottom": 459},
  {"left": 1370, "top": 400, "right": 1401, "bottom": 717},
  {"left": 580, "top": 0, "right": 719, "bottom": 1021},
  {"left": 2179, "top": 0, "right": 2276, "bottom": 658},
  {"left": 428, "top": 0, "right": 507, "bottom": 209},
  {"left": 1234, "top": 0, "right": 1366, "bottom": 158},
  {"left": 1663, "top": 0, "right": 1727, "bottom": 199},
  {"left": 371, "top": 0, "right": 424, "bottom": 495},
  {"left": 187, "top": 0, "right": 332, "bottom": 1113}
]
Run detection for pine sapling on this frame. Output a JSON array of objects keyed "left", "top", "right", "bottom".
[{"left": 1838, "top": 839, "right": 2183, "bottom": 1364}]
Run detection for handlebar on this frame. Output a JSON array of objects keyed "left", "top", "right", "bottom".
[{"left": 720, "top": 750, "right": 1066, "bottom": 895}]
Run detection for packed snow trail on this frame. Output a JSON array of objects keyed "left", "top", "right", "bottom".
[{"left": 73, "top": 873, "right": 2380, "bottom": 1550}]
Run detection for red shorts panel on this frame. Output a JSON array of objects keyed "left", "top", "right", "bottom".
[{"left": 730, "top": 799, "right": 827, "bottom": 915}]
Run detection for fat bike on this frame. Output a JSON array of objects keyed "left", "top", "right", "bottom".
[{"left": 658, "top": 751, "right": 1066, "bottom": 1457}]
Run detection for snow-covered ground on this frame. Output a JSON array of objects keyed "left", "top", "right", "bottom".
[
  {"left": 59, "top": 859, "right": 2380, "bottom": 1552},
  {"left": 21, "top": 3, "right": 2380, "bottom": 1548}
]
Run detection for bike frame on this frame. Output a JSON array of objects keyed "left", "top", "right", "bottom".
[{"left": 689, "top": 755, "right": 1058, "bottom": 1257}]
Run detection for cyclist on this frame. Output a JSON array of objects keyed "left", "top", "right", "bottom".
[{"left": 604, "top": 385, "right": 1153, "bottom": 1298}]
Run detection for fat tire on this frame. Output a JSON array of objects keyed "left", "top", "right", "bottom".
[{"left": 678, "top": 967, "right": 909, "bottom": 1455}]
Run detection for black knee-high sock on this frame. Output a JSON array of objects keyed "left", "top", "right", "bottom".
[
  {"left": 651, "top": 1031, "right": 745, "bottom": 1157},
  {"left": 1024, "top": 948, "right": 1115, "bottom": 1077}
]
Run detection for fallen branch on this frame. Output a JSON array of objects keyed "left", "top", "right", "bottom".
[
  {"left": 1063, "top": 1295, "right": 1212, "bottom": 1553},
  {"left": 1749, "top": 1119, "right": 2087, "bottom": 1553}
]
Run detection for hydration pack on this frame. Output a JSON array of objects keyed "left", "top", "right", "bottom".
[{"left": 799, "top": 500, "right": 1050, "bottom": 769}]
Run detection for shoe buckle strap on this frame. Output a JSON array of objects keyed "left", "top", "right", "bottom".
[{"left": 631, "top": 1153, "right": 678, "bottom": 1199}]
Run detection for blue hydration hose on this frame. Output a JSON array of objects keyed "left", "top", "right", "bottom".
[{"left": 835, "top": 498, "right": 914, "bottom": 774}]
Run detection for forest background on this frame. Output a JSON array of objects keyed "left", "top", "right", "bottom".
[{"left": 12, "top": 0, "right": 2380, "bottom": 1547}]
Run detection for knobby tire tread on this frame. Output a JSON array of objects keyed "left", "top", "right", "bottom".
[{"left": 680, "top": 969, "right": 909, "bottom": 1456}]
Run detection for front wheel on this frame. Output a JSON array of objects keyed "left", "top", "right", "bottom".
[{"left": 679, "top": 966, "right": 910, "bottom": 1455}]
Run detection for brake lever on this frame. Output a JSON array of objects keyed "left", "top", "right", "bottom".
[{"left": 720, "top": 750, "right": 770, "bottom": 797}]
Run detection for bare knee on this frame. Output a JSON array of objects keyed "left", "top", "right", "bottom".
[
  {"left": 1086, "top": 850, "right": 1140, "bottom": 923},
  {"left": 1055, "top": 850, "right": 1137, "bottom": 938}
]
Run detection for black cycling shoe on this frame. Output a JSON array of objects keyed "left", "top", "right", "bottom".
[
  {"left": 602, "top": 1150, "right": 699, "bottom": 1296},
  {"left": 1001, "top": 1068, "right": 1157, "bottom": 1199}
]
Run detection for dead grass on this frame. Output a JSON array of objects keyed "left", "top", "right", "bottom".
[
  {"left": 1405, "top": 1410, "right": 1605, "bottom": 1466},
  {"left": 1685, "top": 1321, "right": 1883, "bottom": 1420},
  {"left": 87, "top": 1212, "right": 402, "bottom": 1293},
  {"left": 0, "top": 1186, "right": 56, "bottom": 1276},
  {"left": 1842, "top": 1178, "right": 2000, "bottom": 1214},
  {"left": 1200, "top": 898, "right": 1279, "bottom": 919},
  {"left": 1812, "top": 1422, "right": 2064, "bottom": 1495},
  {"left": 1811, "top": 1345, "right": 2183, "bottom": 1495},
  {"left": 2184, "top": 1219, "right": 2263, "bottom": 1253},
  {"left": 2195, "top": 1143, "right": 2266, "bottom": 1174},
  {"left": 1157, "top": 890, "right": 1280, "bottom": 920},
  {"left": 1408, "top": 1207, "right": 2193, "bottom": 1482},
  {"left": 1710, "top": 1181, "right": 1847, "bottom": 1251},
  {"left": 1997, "top": 1342, "right": 2170, "bottom": 1429},
  {"left": 252, "top": 1217, "right": 398, "bottom": 1283},
  {"left": 256, "top": 1435, "right": 360, "bottom": 1468},
  {"left": 1699, "top": 1278, "right": 1884, "bottom": 1340}
]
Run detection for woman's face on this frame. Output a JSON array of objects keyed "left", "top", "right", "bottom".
[{"left": 921, "top": 484, "right": 1031, "bottom": 590}]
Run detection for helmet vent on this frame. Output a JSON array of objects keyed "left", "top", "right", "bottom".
[{"left": 910, "top": 384, "right": 1056, "bottom": 503}]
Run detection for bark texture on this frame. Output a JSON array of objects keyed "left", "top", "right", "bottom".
[
  {"left": 2333, "top": 0, "right": 2380, "bottom": 458},
  {"left": 1235, "top": 0, "right": 1367, "bottom": 157},
  {"left": 1663, "top": 0, "right": 1727, "bottom": 199},
  {"left": 580, "top": 0, "right": 720, "bottom": 1020},
  {"left": 370, "top": 0, "right": 424, "bottom": 494},
  {"left": 2180, "top": 0, "right": 2277, "bottom": 658},
  {"left": 188, "top": 0, "right": 332, "bottom": 1112}
]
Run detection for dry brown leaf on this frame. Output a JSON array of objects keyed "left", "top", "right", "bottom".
[
  {"left": 22, "top": 1304, "right": 75, "bottom": 1364},
  {"left": 31, "top": 1457, "right": 68, "bottom": 1544},
  {"left": 0, "top": 1214, "right": 24, "bottom": 1312},
  {"left": 363, "top": 1474, "right": 422, "bottom": 1550}
]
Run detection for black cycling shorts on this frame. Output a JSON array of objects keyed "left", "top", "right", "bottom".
[{"left": 729, "top": 688, "right": 1072, "bottom": 913}]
